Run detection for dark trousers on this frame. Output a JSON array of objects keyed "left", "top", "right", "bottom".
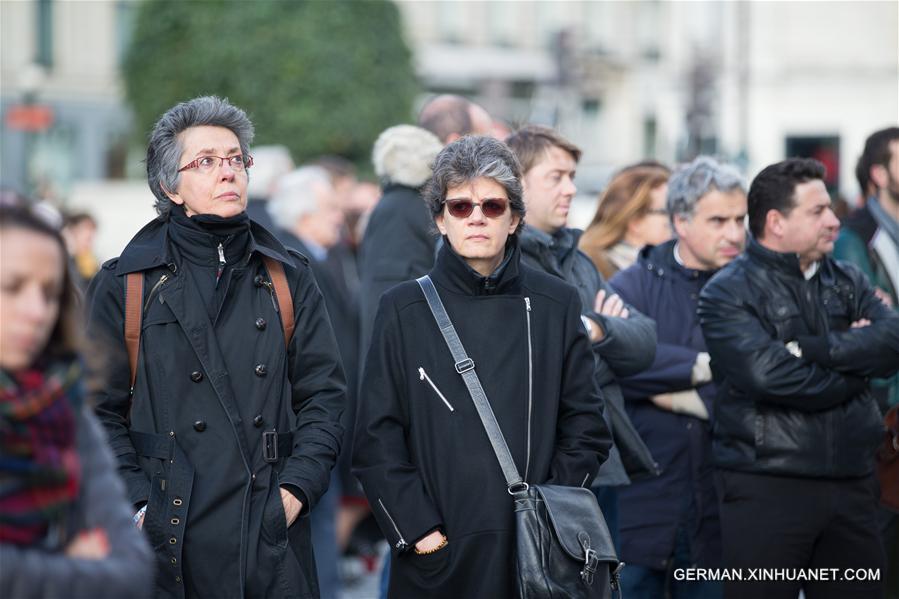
[
  {"left": 619, "top": 523, "right": 722, "bottom": 599},
  {"left": 716, "top": 470, "right": 885, "bottom": 599}
]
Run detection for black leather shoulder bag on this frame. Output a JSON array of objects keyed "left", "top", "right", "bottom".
[{"left": 417, "top": 276, "right": 622, "bottom": 598}]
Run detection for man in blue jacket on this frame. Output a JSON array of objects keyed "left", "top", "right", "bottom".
[{"left": 611, "top": 157, "right": 746, "bottom": 598}]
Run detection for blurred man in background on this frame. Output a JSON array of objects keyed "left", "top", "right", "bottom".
[
  {"left": 834, "top": 126, "right": 899, "bottom": 599},
  {"left": 268, "top": 165, "right": 359, "bottom": 599}
]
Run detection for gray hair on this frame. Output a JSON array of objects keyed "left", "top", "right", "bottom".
[
  {"left": 146, "top": 96, "right": 255, "bottom": 217},
  {"left": 423, "top": 136, "right": 526, "bottom": 235},
  {"left": 667, "top": 156, "right": 745, "bottom": 223},
  {"left": 267, "top": 166, "right": 333, "bottom": 231}
]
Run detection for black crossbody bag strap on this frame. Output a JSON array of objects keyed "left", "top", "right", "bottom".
[{"left": 416, "top": 275, "right": 527, "bottom": 493}]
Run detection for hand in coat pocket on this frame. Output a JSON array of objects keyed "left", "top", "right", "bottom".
[{"left": 280, "top": 487, "right": 302, "bottom": 527}]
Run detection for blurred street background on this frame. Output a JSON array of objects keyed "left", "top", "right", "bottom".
[
  {"left": 1, "top": 2, "right": 897, "bottom": 597},
  {"left": 2, "top": 0, "right": 896, "bottom": 262}
]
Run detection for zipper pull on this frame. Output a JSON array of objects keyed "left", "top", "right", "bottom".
[
  {"left": 525, "top": 297, "right": 531, "bottom": 311},
  {"left": 418, "top": 367, "right": 426, "bottom": 380},
  {"left": 216, "top": 243, "right": 226, "bottom": 286}
]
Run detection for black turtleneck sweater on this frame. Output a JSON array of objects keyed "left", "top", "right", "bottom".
[{"left": 167, "top": 205, "right": 251, "bottom": 321}]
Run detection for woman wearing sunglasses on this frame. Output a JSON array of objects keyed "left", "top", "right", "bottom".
[{"left": 353, "top": 135, "right": 611, "bottom": 598}]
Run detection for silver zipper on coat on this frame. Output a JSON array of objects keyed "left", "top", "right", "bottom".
[
  {"left": 215, "top": 243, "right": 226, "bottom": 287},
  {"left": 418, "top": 367, "right": 454, "bottom": 412},
  {"left": 524, "top": 297, "right": 533, "bottom": 481},
  {"left": 581, "top": 472, "right": 591, "bottom": 487},
  {"left": 143, "top": 274, "right": 169, "bottom": 312},
  {"left": 377, "top": 498, "right": 408, "bottom": 551}
]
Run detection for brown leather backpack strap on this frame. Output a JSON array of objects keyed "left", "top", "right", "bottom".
[
  {"left": 262, "top": 256, "right": 295, "bottom": 348},
  {"left": 125, "top": 272, "right": 144, "bottom": 393}
]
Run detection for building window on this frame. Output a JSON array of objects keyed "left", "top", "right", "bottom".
[
  {"left": 582, "top": 98, "right": 601, "bottom": 118},
  {"left": 643, "top": 117, "right": 657, "bottom": 158},
  {"left": 116, "top": 0, "right": 138, "bottom": 67},
  {"left": 785, "top": 135, "right": 841, "bottom": 192},
  {"left": 36, "top": 0, "right": 53, "bottom": 68}
]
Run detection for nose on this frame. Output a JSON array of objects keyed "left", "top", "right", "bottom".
[
  {"left": 824, "top": 207, "right": 840, "bottom": 229},
  {"left": 725, "top": 219, "right": 745, "bottom": 243},
  {"left": 562, "top": 176, "right": 577, "bottom": 198},
  {"left": 468, "top": 204, "right": 488, "bottom": 223},
  {"left": 219, "top": 160, "right": 236, "bottom": 181}
]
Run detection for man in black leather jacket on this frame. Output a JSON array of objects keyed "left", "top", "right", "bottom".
[{"left": 699, "top": 158, "right": 899, "bottom": 599}]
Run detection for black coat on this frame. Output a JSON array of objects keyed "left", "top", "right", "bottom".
[
  {"left": 358, "top": 183, "right": 437, "bottom": 360},
  {"left": 85, "top": 216, "right": 346, "bottom": 599},
  {"left": 609, "top": 240, "right": 721, "bottom": 570},
  {"left": 519, "top": 226, "right": 657, "bottom": 486},
  {"left": 353, "top": 240, "right": 612, "bottom": 599},
  {"left": 698, "top": 237, "right": 899, "bottom": 478}
]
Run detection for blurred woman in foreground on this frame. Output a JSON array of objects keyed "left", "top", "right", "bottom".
[
  {"left": 580, "top": 162, "right": 672, "bottom": 279},
  {"left": 0, "top": 205, "right": 152, "bottom": 598}
]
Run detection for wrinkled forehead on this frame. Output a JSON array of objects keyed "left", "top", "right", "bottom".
[{"left": 177, "top": 125, "right": 242, "bottom": 158}]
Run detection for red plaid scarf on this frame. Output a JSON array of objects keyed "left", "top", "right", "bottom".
[{"left": 0, "top": 360, "right": 82, "bottom": 545}]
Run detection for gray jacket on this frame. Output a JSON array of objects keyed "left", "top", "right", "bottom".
[
  {"left": 520, "top": 225, "right": 657, "bottom": 485},
  {"left": 0, "top": 407, "right": 154, "bottom": 599}
]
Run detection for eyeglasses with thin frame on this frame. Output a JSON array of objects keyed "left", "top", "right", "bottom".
[
  {"left": 445, "top": 198, "right": 509, "bottom": 219},
  {"left": 178, "top": 154, "right": 254, "bottom": 174},
  {"left": 645, "top": 208, "right": 668, "bottom": 217}
]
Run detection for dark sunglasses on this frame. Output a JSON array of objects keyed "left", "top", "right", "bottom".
[{"left": 445, "top": 198, "right": 509, "bottom": 219}]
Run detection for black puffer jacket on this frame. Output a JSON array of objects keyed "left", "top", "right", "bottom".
[{"left": 698, "top": 237, "right": 899, "bottom": 478}]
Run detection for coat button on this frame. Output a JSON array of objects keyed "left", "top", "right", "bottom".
[
  {"left": 255, "top": 364, "right": 267, "bottom": 377},
  {"left": 253, "top": 415, "right": 264, "bottom": 428},
  {"left": 193, "top": 420, "right": 207, "bottom": 432},
  {"left": 255, "top": 317, "right": 267, "bottom": 330},
  {"left": 190, "top": 371, "right": 203, "bottom": 383},
  {"left": 254, "top": 274, "right": 265, "bottom": 287}
]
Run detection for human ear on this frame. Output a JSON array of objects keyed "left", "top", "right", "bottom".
[
  {"left": 672, "top": 214, "right": 689, "bottom": 239},
  {"left": 162, "top": 183, "right": 183, "bottom": 205},
  {"left": 870, "top": 164, "right": 888, "bottom": 190},
  {"left": 509, "top": 213, "right": 521, "bottom": 234},
  {"left": 435, "top": 212, "right": 447, "bottom": 236}
]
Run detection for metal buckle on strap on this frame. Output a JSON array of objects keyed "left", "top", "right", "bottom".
[
  {"left": 454, "top": 358, "right": 475, "bottom": 374},
  {"left": 262, "top": 430, "right": 279, "bottom": 463},
  {"left": 580, "top": 547, "right": 598, "bottom": 585}
]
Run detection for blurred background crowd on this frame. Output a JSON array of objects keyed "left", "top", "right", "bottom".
[{"left": 1, "top": 1, "right": 897, "bottom": 598}]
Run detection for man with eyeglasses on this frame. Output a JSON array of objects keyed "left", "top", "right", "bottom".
[
  {"left": 85, "top": 96, "right": 346, "bottom": 599},
  {"left": 506, "top": 125, "right": 658, "bottom": 552}
]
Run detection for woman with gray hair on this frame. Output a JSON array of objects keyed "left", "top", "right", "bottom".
[
  {"left": 85, "top": 96, "right": 346, "bottom": 598},
  {"left": 353, "top": 135, "right": 611, "bottom": 598}
]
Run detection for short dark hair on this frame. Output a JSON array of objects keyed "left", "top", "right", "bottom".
[
  {"left": 423, "top": 136, "right": 526, "bottom": 235},
  {"left": 748, "top": 158, "right": 826, "bottom": 239},
  {"left": 0, "top": 205, "right": 80, "bottom": 362},
  {"left": 146, "top": 96, "right": 254, "bottom": 217},
  {"left": 418, "top": 95, "right": 473, "bottom": 143},
  {"left": 855, "top": 126, "right": 899, "bottom": 197},
  {"left": 505, "top": 125, "right": 581, "bottom": 174}
]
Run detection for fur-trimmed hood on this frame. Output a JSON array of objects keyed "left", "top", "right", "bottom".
[{"left": 372, "top": 125, "right": 442, "bottom": 188}]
